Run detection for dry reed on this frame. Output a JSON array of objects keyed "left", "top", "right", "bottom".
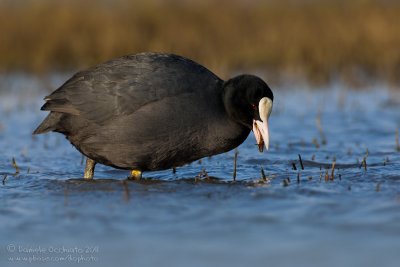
[{"left": 1, "top": 0, "right": 400, "bottom": 85}]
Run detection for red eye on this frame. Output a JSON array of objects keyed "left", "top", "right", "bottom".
[{"left": 251, "top": 104, "right": 256, "bottom": 110}]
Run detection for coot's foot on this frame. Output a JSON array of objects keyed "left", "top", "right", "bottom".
[
  {"left": 128, "top": 170, "right": 142, "bottom": 180},
  {"left": 83, "top": 158, "right": 96, "bottom": 179}
]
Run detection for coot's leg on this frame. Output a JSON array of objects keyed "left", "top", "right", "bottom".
[
  {"left": 129, "top": 170, "right": 142, "bottom": 180},
  {"left": 83, "top": 158, "right": 96, "bottom": 179}
]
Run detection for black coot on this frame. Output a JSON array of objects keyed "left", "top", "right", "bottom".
[{"left": 33, "top": 53, "right": 274, "bottom": 179}]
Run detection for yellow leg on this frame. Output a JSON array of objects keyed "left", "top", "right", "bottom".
[
  {"left": 129, "top": 170, "right": 142, "bottom": 180},
  {"left": 83, "top": 158, "right": 96, "bottom": 179}
]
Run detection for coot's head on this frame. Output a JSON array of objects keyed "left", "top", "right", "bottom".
[{"left": 223, "top": 74, "right": 274, "bottom": 152}]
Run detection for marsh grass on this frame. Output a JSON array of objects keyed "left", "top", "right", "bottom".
[
  {"left": 260, "top": 167, "right": 267, "bottom": 182},
  {"left": 298, "top": 154, "right": 304, "bottom": 170},
  {"left": 361, "top": 156, "right": 368, "bottom": 171},
  {"left": 292, "top": 162, "right": 297, "bottom": 171},
  {"left": 330, "top": 161, "right": 336, "bottom": 180},
  {"left": 233, "top": 149, "right": 238, "bottom": 181},
  {"left": 1, "top": 0, "right": 400, "bottom": 85},
  {"left": 11, "top": 157, "right": 19, "bottom": 174}
]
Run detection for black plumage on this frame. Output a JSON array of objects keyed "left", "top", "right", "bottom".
[{"left": 34, "top": 52, "right": 273, "bottom": 176}]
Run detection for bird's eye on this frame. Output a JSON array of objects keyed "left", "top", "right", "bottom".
[{"left": 251, "top": 104, "right": 257, "bottom": 110}]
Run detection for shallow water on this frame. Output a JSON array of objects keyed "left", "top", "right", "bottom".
[{"left": 0, "top": 75, "right": 400, "bottom": 267}]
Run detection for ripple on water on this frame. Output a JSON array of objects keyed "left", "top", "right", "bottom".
[{"left": 1, "top": 79, "right": 400, "bottom": 267}]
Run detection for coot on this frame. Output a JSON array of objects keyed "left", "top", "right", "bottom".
[{"left": 33, "top": 53, "right": 273, "bottom": 179}]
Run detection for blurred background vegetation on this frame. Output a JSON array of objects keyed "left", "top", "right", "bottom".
[{"left": 1, "top": 0, "right": 400, "bottom": 86}]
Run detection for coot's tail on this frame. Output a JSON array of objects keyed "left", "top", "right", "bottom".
[{"left": 33, "top": 112, "right": 63, "bottom": 135}]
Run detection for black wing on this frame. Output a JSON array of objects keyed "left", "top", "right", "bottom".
[{"left": 41, "top": 53, "right": 222, "bottom": 124}]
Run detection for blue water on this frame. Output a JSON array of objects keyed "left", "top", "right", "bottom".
[{"left": 0, "top": 75, "right": 399, "bottom": 267}]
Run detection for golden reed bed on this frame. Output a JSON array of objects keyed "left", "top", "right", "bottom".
[{"left": 1, "top": 0, "right": 399, "bottom": 86}]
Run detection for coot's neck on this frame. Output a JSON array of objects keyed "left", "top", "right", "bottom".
[
  {"left": 206, "top": 117, "right": 250, "bottom": 156},
  {"left": 222, "top": 78, "right": 253, "bottom": 130}
]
